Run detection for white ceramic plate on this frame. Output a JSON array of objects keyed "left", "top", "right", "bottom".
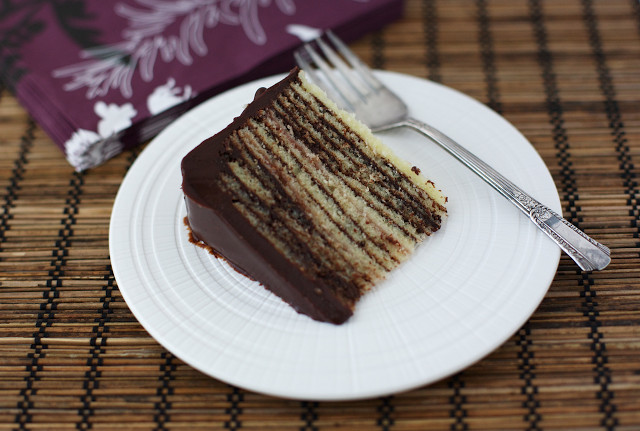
[{"left": 110, "top": 71, "right": 561, "bottom": 401}]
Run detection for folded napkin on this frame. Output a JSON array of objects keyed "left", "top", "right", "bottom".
[{"left": 0, "top": 0, "right": 403, "bottom": 170}]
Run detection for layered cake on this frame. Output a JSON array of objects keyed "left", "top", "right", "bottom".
[{"left": 181, "top": 67, "right": 447, "bottom": 324}]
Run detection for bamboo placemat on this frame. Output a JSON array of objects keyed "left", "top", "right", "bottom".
[{"left": 1, "top": 0, "right": 639, "bottom": 429}]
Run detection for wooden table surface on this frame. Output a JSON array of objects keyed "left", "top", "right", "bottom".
[{"left": 1, "top": 0, "right": 639, "bottom": 429}]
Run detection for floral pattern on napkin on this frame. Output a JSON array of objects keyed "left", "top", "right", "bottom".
[{"left": 0, "top": 0, "right": 403, "bottom": 170}]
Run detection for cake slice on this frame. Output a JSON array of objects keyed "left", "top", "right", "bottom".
[{"left": 181, "top": 67, "right": 446, "bottom": 324}]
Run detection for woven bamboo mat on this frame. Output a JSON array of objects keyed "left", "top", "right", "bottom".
[{"left": 1, "top": 0, "right": 639, "bottom": 429}]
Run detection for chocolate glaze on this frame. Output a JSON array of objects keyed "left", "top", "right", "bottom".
[{"left": 181, "top": 68, "right": 354, "bottom": 324}]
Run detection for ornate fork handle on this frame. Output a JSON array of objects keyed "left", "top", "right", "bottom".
[{"left": 388, "top": 118, "right": 611, "bottom": 272}]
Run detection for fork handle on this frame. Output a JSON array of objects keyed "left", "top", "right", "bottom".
[{"left": 399, "top": 117, "right": 611, "bottom": 271}]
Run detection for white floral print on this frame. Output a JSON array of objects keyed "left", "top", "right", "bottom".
[
  {"left": 285, "top": 24, "right": 321, "bottom": 42},
  {"left": 95, "top": 101, "right": 138, "bottom": 136},
  {"left": 52, "top": 0, "right": 297, "bottom": 99},
  {"left": 146, "top": 78, "right": 193, "bottom": 115},
  {"left": 64, "top": 101, "right": 137, "bottom": 170}
]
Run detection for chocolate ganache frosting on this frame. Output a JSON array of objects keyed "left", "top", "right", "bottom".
[{"left": 181, "top": 69, "right": 355, "bottom": 323}]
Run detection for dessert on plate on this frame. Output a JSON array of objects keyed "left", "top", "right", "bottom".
[{"left": 181, "top": 67, "right": 446, "bottom": 324}]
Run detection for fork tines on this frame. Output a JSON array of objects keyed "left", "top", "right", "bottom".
[{"left": 294, "top": 31, "right": 382, "bottom": 112}]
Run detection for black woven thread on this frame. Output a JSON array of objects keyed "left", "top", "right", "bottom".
[
  {"left": 580, "top": 274, "right": 618, "bottom": 431},
  {"left": 75, "top": 266, "right": 117, "bottom": 430},
  {"left": 0, "top": 118, "right": 34, "bottom": 256},
  {"left": 377, "top": 396, "right": 394, "bottom": 430},
  {"left": 300, "top": 401, "right": 319, "bottom": 431},
  {"left": 74, "top": 137, "right": 142, "bottom": 430},
  {"left": 530, "top": 2, "right": 616, "bottom": 430},
  {"left": 529, "top": 0, "right": 580, "bottom": 222},
  {"left": 581, "top": 0, "right": 624, "bottom": 428},
  {"left": 7, "top": 118, "right": 35, "bottom": 428},
  {"left": 153, "top": 352, "right": 176, "bottom": 431},
  {"left": 584, "top": 0, "right": 638, "bottom": 244},
  {"left": 447, "top": 374, "right": 468, "bottom": 431},
  {"left": 476, "top": 0, "right": 503, "bottom": 115},
  {"left": 224, "top": 387, "right": 243, "bottom": 430},
  {"left": 516, "top": 327, "right": 542, "bottom": 430},
  {"left": 422, "top": 0, "right": 441, "bottom": 83},
  {"left": 15, "top": 170, "right": 84, "bottom": 429}
]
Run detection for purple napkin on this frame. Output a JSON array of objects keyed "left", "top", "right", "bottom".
[{"left": 0, "top": 0, "right": 403, "bottom": 171}]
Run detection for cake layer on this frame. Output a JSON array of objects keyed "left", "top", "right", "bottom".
[{"left": 181, "top": 68, "right": 446, "bottom": 324}]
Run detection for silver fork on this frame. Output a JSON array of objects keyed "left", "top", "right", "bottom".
[{"left": 294, "top": 31, "right": 610, "bottom": 272}]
